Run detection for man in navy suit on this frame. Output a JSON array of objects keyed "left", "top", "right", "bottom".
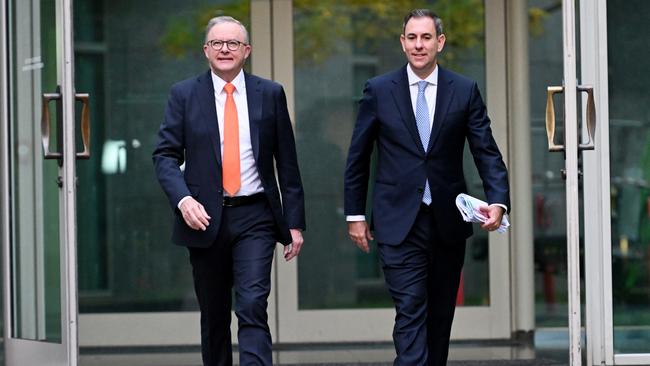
[
  {"left": 153, "top": 16, "right": 305, "bottom": 366},
  {"left": 344, "top": 9, "right": 510, "bottom": 366}
]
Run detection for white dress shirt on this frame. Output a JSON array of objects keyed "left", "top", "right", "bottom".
[
  {"left": 178, "top": 69, "right": 263, "bottom": 208},
  {"left": 211, "top": 69, "right": 263, "bottom": 196}
]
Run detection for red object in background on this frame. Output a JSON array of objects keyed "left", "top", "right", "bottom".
[
  {"left": 456, "top": 271, "right": 464, "bottom": 306},
  {"left": 535, "top": 194, "right": 551, "bottom": 229},
  {"left": 543, "top": 264, "right": 556, "bottom": 313}
]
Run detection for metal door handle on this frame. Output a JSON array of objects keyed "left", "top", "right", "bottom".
[
  {"left": 577, "top": 85, "right": 596, "bottom": 151},
  {"left": 545, "top": 85, "right": 597, "bottom": 152},
  {"left": 41, "top": 92, "right": 63, "bottom": 160},
  {"left": 545, "top": 86, "right": 565, "bottom": 152},
  {"left": 75, "top": 93, "right": 91, "bottom": 159},
  {"left": 41, "top": 91, "right": 91, "bottom": 161}
]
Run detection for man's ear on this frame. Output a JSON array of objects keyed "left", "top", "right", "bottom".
[{"left": 437, "top": 34, "right": 446, "bottom": 52}]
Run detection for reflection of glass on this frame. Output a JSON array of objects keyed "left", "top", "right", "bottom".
[
  {"left": 101, "top": 140, "right": 127, "bottom": 175},
  {"left": 294, "top": 1, "right": 488, "bottom": 310},
  {"left": 9, "top": 0, "right": 61, "bottom": 341},
  {"left": 74, "top": 0, "right": 250, "bottom": 313},
  {"left": 608, "top": 0, "right": 650, "bottom": 354},
  {"left": 527, "top": 0, "right": 571, "bottom": 327}
]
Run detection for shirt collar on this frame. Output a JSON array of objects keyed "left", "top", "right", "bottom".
[
  {"left": 211, "top": 69, "right": 246, "bottom": 94},
  {"left": 406, "top": 63, "right": 438, "bottom": 86}
]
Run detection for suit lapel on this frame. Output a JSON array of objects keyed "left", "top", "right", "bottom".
[
  {"left": 391, "top": 66, "right": 426, "bottom": 155},
  {"left": 245, "top": 72, "right": 263, "bottom": 162},
  {"left": 428, "top": 67, "right": 454, "bottom": 153},
  {"left": 197, "top": 70, "right": 222, "bottom": 166}
]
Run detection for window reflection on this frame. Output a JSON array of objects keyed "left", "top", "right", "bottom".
[
  {"left": 294, "top": 0, "right": 489, "bottom": 310},
  {"left": 75, "top": 0, "right": 251, "bottom": 313},
  {"left": 608, "top": 0, "right": 650, "bottom": 353},
  {"left": 528, "top": 0, "right": 570, "bottom": 327}
]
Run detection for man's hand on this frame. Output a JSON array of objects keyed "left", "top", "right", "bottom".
[
  {"left": 348, "top": 221, "right": 373, "bottom": 253},
  {"left": 179, "top": 197, "right": 211, "bottom": 231},
  {"left": 284, "top": 229, "right": 304, "bottom": 261},
  {"left": 479, "top": 204, "right": 505, "bottom": 232}
]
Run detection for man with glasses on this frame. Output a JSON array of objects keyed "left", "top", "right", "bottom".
[
  {"left": 153, "top": 16, "right": 305, "bottom": 366},
  {"left": 345, "top": 9, "right": 509, "bottom": 365}
]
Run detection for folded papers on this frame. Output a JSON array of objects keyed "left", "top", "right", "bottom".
[{"left": 455, "top": 193, "right": 510, "bottom": 233}]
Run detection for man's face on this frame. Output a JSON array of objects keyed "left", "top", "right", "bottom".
[
  {"left": 203, "top": 22, "right": 251, "bottom": 80},
  {"left": 400, "top": 16, "right": 445, "bottom": 78}
]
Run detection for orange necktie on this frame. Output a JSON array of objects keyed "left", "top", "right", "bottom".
[{"left": 222, "top": 82, "right": 240, "bottom": 196}]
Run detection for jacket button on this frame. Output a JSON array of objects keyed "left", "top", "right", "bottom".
[
  {"left": 417, "top": 187, "right": 424, "bottom": 193},
  {"left": 217, "top": 189, "right": 223, "bottom": 194}
]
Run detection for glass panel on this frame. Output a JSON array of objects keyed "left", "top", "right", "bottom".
[
  {"left": 527, "top": 0, "right": 583, "bottom": 328},
  {"left": 607, "top": 0, "right": 650, "bottom": 354},
  {"left": 74, "top": 0, "right": 251, "bottom": 313},
  {"left": 8, "top": 0, "right": 61, "bottom": 341},
  {"left": 294, "top": 1, "right": 488, "bottom": 310}
]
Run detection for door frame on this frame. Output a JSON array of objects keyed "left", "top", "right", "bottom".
[
  {"left": 2, "top": 0, "right": 79, "bottom": 365},
  {"left": 0, "top": 0, "right": 9, "bottom": 360},
  {"left": 272, "top": 0, "right": 513, "bottom": 343},
  {"left": 581, "top": 1, "right": 650, "bottom": 365},
  {"left": 581, "top": 1, "right": 614, "bottom": 365}
]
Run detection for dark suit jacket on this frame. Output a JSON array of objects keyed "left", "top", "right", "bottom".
[
  {"left": 344, "top": 65, "right": 510, "bottom": 245},
  {"left": 153, "top": 70, "right": 305, "bottom": 247}
]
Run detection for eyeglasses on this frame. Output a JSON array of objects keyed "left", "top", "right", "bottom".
[{"left": 206, "top": 39, "right": 247, "bottom": 51}]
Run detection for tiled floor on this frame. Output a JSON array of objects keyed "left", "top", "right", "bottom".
[{"left": 79, "top": 331, "right": 570, "bottom": 366}]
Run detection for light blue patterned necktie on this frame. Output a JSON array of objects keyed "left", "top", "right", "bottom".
[{"left": 416, "top": 80, "right": 432, "bottom": 205}]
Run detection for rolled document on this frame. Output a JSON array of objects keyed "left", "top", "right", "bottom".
[{"left": 455, "top": 193, "right": 510, "bottom": 233}]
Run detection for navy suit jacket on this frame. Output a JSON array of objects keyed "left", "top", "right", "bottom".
[
  {"left": 153, "top": 70, "right": 305, "bottom": 247},
  {"left": 344, "top": 65, "right": 510, "bottom": 245}
]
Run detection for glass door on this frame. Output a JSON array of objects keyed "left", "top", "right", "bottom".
[
  {"left": 546, "top": 0, "right": 611, "bottom": 366},
  {"left": 581, "top": 0, "right": 650, "bottom": 365},
  {"left": 73, "top": 0, "right": 275, "bottom": 347},
  {"left": 273, "top": 0, "right": 512, "bottom": 344},
  {"left": 3, "top": 0, "right": 81, "bottom": 365}
]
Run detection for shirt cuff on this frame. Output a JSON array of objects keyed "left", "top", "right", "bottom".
[
  {"left": 490, "top": 203, "right": 508, "bottom": 212},
  {"left": 346, "top": 215, "right": 366, "bottom": 222},
  {"left": 177, "top": 195, "right": 192, "bottom": 210}
]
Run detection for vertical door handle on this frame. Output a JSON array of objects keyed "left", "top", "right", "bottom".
[
  {"left": 41, "top": 92, "right": 63, "bottom": 160},
  {"left": 545, "top": 86, "right": 565, "bottom": 152},
  {"left": 75, "top": 93, "right": 91, "bottom": 159},
  {"left": 41, "top": 91, "right": 91, "bottom": 161},
  {"left": 577, "top": 85, "right": 596, "bottom": 151},
  {"left": 545, "top": 85, "right": 597, "bottom": 153}
]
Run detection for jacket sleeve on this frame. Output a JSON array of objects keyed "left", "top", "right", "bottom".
[
  {"left": 273, "top": 85, "right": 306, "bottom": 230},
  {"left": 152, "top": 84, "right": 192, "bottom": 212},
  {"left": 465, "top": 82, "right": 511, "bottom": 211},
  {"left": 344, "top": 80, "right": 379, "bottom": 216}
]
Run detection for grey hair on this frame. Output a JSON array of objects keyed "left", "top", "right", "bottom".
[
  {"left": 205, "top": 16, "right": 249, "bottom": 44},
  {"left": 402, "top": 9, "right": 443, "bottom": 37}
]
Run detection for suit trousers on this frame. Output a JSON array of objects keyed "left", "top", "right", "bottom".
[
  {"left": 378, "top": 204, "right": 466, "bottom": 366},
  {"left": 188, "top": 199, "right": 276, "bottom": 366}
]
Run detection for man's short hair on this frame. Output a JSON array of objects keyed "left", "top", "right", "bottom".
[
  {"left": 402, "top": 9, "right": 443, "bottom": 37},
  {"left": 205, "top": 16, "right": 249, "bottom": 44}
]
